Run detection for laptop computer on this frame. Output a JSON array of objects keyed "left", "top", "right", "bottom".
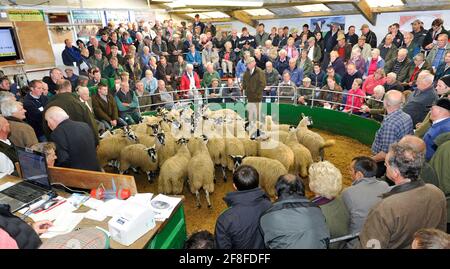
[{"left": 0, "top": 147, "right": 53, "bottom": 213}]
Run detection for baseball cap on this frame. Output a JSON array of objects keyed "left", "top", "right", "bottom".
[
  {"left": 428, "top": 98, "right": 450, "bottom": 110},
  {"left": 360, "top": 24, "right": 369, "bottom": 30},
  {"left": 337, "top": 34, "right": 345, "bottom": 41},
  {"left": 411, "top": 19, "right": 423, "bottom": 25}
]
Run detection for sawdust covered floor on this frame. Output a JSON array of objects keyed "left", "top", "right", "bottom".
[{"left": 131, "top": 129, "right": 372, "bottom": 235}]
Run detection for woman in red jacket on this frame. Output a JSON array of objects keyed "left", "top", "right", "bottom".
[{"left": 179, "top": 64, "right": 200, "bottom": 99}]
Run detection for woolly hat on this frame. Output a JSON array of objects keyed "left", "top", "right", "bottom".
[{"left": 440, "top": 75, "right": 450, "bottom": 88}]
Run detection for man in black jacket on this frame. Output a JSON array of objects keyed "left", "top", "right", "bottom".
[
  {"left": 361, "top": 24, "right": 377, "bottom": 48},
  {"left": 45, "top": 106, "right": 100, "bottom": 171},
  {"left": 215, "top": 165, "right": 272, "bottom": 249},
  {"left": 23, "top": 80, "right": 48, "bottom": 142}
]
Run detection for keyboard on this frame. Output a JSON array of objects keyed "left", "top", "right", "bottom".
[{"left": 1, "top": 182, "right": 46, "bottom": 203}]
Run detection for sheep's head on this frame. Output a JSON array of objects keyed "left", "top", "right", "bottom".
[
  {"left": 230, "top": 155, "right": 246, "bottom": 169},
  {"left": 156, "top": 132, "right": 166, "bottom": 145},
  {"left": 200, "top": 134, "right": 208, "bottom": 143},
  {"left": 250, "top": 129, "right": 267, "bottom": 141},
  {"left": 148, "top": 123, "right": 160, "bottom": 135},
  {"left": 172, "top": 119, "right": 182, "bottom": 130},
  {"left": 123, "top": 127, "right": 138, "bottom": 141},
  {"left": 289, "top": 126, "right": 297, "bottom": 132},
  {"left": 146, "top": 146, "right": 157, "bottom": 162},
  {"left": 176, "top": 137, "right": 189, "bottom": 145},
  {"left": 299, "top": 114, "right": 313, "bottom": 127}
]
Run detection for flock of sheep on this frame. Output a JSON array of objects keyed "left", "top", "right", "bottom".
[{"left": 96, "top": 105, "right": 335, "bottom": 208}]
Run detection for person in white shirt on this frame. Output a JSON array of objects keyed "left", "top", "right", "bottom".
[{"left": 0, "top": 116, "right": 15, "bottom": 176}]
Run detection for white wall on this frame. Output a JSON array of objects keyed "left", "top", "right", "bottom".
[{"left": 228, "top": 9, "right": 450, "bottom": 47}]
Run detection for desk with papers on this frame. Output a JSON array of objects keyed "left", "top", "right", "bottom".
[{"left": 0, "top": 176, "right": 187, "bottom": 249}]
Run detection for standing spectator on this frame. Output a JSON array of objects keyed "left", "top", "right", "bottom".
[
  {"left": 272, "top": 27, "right": 286, "bottom": 48},
  {"left": 315, "top": 32, "right": 325, "bottom": 61},
  {"left": 242, "top": 57, "right": 266, "bottom": 127},
  {"left": 410, "top": 19, "right": 428, "bottom": 49},
  {"left": 362, "top": 68, "right": 386, "bottom": 95},
  {"left": 364, "top": 48, "right": 385, "bottom": 78},
  {"left": 333, "top": 34, "right": 352, "bottom": 62},
  {"left": 403, "top": 72, "right": 438, "bottom": 126},
  {"left": 61, "top": 39, "right": 81, "bottom": 66},
  {"left": 220, "top": 41, "right": 237, "bottom": 78},
  {"left": 309, "top": 161, "right": 349, "bottom": 249},
  {"left": 1, "top": 101, "right": 38, "bottom": 148},
  {"left": 260, "top": 174, "right": 330, "bottom": 249},
  {"left": 309, "top": 63, "right": 325, "bottom": 89},
  {"left": 264, "top": 61, "right": 280, "bottom": 97},
  {"left": 387, "top": 23, "right": 405, "bottom": 48},
  {"left": 215, "top": 165, "right": 271, "bottom": 249},
  {"left": 402, "top": 32, "right": 420, "bottom": 60},
  {"left": 423, "top": 18, "right": 448, "bottom": 51},
  {"left": 384, "top": 48, "right": 412, "bottom": 83},
  {"left": 255, "top": 23, "right": 269, "bottom": 48},
  {"left": 115, "top": 81, "right": 141, "bottom": 125},
  {"left": 23, "top": 80, "right": 48, "bottom": 142},
  {"left": 306, "top": 37, "right": 322, "bottom": 63},
  {"left": 360, "top": 24, "right": 377, "bottom": 48},
  {"left": 238, "top": 27, "right": 256, "bottom": 49},
  {"left": 384, "top": 72, "right": 404, "bottom": 92},
  {"left": 348, "top": 48, "right": 366, "bottom": 75},
  {"left": 91, "top": 82, "right": 122, "bottom": 130},
  {"left": 268, "top": 27, "right": 277, "bottom": 43},
  {"left": 353, "top": 36, "right": 372, "bottom": 60},
  {"left": 343, "top": 78, "right": 366, "bottom": 114},
  {"left": 324, "top": 23, "right": 339, "bottom": 54},
  {"left": 193, "top": 14, "right": 205, "bottom": 34},
  {"left": 358, "top": 142, "right": 447, "bottom": 249},
  {"left": 426, "top": 33, "right": 450, "bottom": 71},
  {"left": 345, "top": 25, "right": 359, "bottom": 47},
  {"left": 301, "top": 24, "right": 314, "bottom": 39},
  {"left": 274, "top": 49, "right": 290, "bottom": 76},
  {"left": 76, "top": 86, "right": 105, "bottom": 134},
  {"left": 422, "top": 98, "right": 450, "bottom": 161},
  {"left": 371, "top": 90, "right": 413, "bottom": 177},
  {"left": 378, "top": 34, "right": 398, "bottom": 63},
  {"left": 45, "top": 106, "right": 100, "bottom": 171}
]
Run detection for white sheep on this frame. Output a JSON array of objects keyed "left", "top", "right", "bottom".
[
  {"left": 264, "top": 115, "right": 292, "bottom": 132},
  {"left": 158, "top": 140, "right": 192, "bottom": 194},
  {"left": 135, "top": 133, "right": 156, "bottom": 148},
  {"left": 239, "top": 137, "right": 258, "bottom": 157},
  {"left": 256, "top": 135, "right": 295, "bottom": 172},
  {"left": 286, "top": 128, "right": 313, "bottom": 178},
  {"left": 224, "top": 129, "right": 246, "bottom": 173},
  {"left": 96, "top": 128, "right": 138, "bottom": 170},
  {"left": 119, "top": 144, "right": 158, "bottom": 182},
  {"left": 187, "top": 137, "right": 215, "bottom": 208},
  {"left": 231, "top": 156, "right": 287, "bottom": 198},
  {"left": 296, "top": 115, "right": 335, "bottom": 161},
  {"left": 155, "top": 131, "right": 177, "bottom": 167}
]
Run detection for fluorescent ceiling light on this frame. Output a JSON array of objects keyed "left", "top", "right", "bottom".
[
  {"left": 176, "top": 0, "right": 263, "bottom": 7},
  {"left": 244, "top": 8, "right": 274, "bottom": 16},
  {"left": 295, "top": 4, "right": 331, "bottom": 12},
  {"left": 365, "top": 0, "right": 404, "bottom": 8},
  {"left": 186, "top": 12, "right": 230, "bottom": 19}
]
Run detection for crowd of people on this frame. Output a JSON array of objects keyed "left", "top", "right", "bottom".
[{"left": 0, "top": 14, "right": 449, "bottom": 249}]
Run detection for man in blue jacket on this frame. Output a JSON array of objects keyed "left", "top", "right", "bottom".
[
  {"left": 423, "top": 98, "right": 450, "bottom": 161},
  {"left": 61, "top": 39, "right": 82, "bottom": 66}
]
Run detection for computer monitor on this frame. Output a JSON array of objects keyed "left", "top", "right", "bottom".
[
  {"left": 16, "top": 147, "right": 52, "bottom": 190},
  {"left": 0, "top": 27, "right": 21, "bottom": 62}
]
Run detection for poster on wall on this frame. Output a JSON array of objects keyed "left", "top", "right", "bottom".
[
  {"left": 104, "top": 10, "right": 130, "bottom": 23},
  {"left": 214, "top": 23, "right": 232, "bottom": 34},
  {"left": 133, "top": 10, "right": 156, "bottom": 24},
  {"left": 399, "top": 14, "right": 442, "bottom": 33},
  {"left": 71, "top": 10, "right": 103, "bottom": 24},
  {"left": 8, "top": 9, "right": 44, "bottom": 21},
  {"left": 310, "top": 16, "right": 345, "bottom": 34}
]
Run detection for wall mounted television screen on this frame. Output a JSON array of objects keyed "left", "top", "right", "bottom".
[{"left": 0, "top": 27, "right": 21, "bottom": 62}]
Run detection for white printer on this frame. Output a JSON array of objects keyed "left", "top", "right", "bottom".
[{"left": 108, "top": 202, "right": 156, "bottom": 246}]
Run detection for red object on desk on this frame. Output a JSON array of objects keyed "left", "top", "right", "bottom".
[{"left": 43, "top": 200, "right": 67, "bottom": 213}]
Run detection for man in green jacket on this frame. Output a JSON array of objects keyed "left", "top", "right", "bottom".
[
  {"left": 242, "top": 57, "right": 266, "bottom": 128},
  {"left": 102, "top": 56, "right": 124, "bottom": 79},
  {"left": 201, "top": 63, "right": 221, "bottom": 89}
]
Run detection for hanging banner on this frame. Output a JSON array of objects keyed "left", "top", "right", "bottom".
[
  {"left": 104, "top": 10, "right": 130, "bottom": 23},
  {"left": 71, "top": 10, "right": 103, "bottom": 24},
  {"left": 8, "top": 9, "right": 44, "bottom": 22},
  {"left": 133, "top": 10, "right": 156, "bottom": 23}
]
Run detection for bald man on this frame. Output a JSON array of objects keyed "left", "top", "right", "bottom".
[
  {"left": 45, "top": 106, "right": 100, "bottom": 171},
  {"left": 372, "top": 90, "right": 413, "bottom": 177}
]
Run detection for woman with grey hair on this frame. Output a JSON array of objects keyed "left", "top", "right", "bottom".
[{"left": 309, "top": 161, "right": 350, "bottom": 249}]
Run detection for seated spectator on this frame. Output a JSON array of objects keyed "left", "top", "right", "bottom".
[
  {"left": 278, "top": 72, "right": 296, "bottom": 103},
  {"left": 185, "top": 230, "right": 215, "bottom": 249},
  {"left": 283, "top": 37, "right": 299, "bottom": 60},
  {"left": 362, "top": 68, "right": 386, "bottom": 96},
  {"left": 427, "top": 33, "right": 449, "bottom": 70},
  {"left": 341, "top": 63, "right": 363, "bottom": 93},
  {"left": 261, "top": 39, "right": 278, "bottom": 62},
  {"left": 285, "top": 58, "right": 303, "bottom": 87},
  {"left": 202, "top": 41, "right": 220, "bottom": 71},
  {"left": 264, "top": 61, "right": 280, "bottom": 97},
  {"left": 106, "top": 32, "right": 126, "bottom": 56},
  {"left": 377, "top": 34, "right": 398, "bottom": 63},
  {"left": 141, "top": 70, "right": 158, "bottom": 94},
  {"left": 384, "top": 72, "right": 405, "bottom": 92},
  {"left": 309, "top": 161, "right": 349, "bottom": 249},
  {"left": 201, "top": 63, "right": 221, "bottom": 89},
  {"left": 297, "top": 50, "right": 313, "bottom": 77},
  {"left": 333, "top": 34, "right": 352, "bottom": 62},
  {"left": 185, "top": 44, "right": 203, "bottom": 76},
  {"left": 328, "top": 50, "right": 346, "bottom": 78},
  {"left": 155, "top": 56, "right": 175, "bottom": 90},
  {"left": 221, "top": 78, "right": 241, "bottom": 101},
  {"left": 260, "top": 174, "right": 330, "bottom": 249},
  {"left": 107, "top": 45, "right": 125, "bottom": 66},
  {"left": 64, "top": 68, "right": 78, "bottom": 91},
  {"left": 360, "top": 85, "right": 386, "bottom": 122},
  {"left": 435, "top": 52, "right": 450, "bottom": 82},
  {"left": 402, "top": 32, "right": 420, "bottom": 60},
  {"left": 348, "top": 48, "right": 366, "bottom": 75},
  {"left": 43, "top": 69, "right": 63, "bottom": 96},
  {"left": 309, "top": 63, "right": 325, "bottom": 89},
  {"left": 91, "top": 82, "right": 122, "bottom": 130},
  {"left": 353, "top": 35, "right": 371, "bottom": 60},
  {"left": 87, "top": 36, "right": 105, "bottom": 58},
  {"left": 140, "top": 46, "right": 154, "bottom": 71},
  {"left": 114, "top": 81, "right": 141, "bottom": 125},
  {"left": 415, "top": 75, "right": 450, "bottom": 138},
  {"left": 173, "top": 54, "right": 187, "bottom": 87},
  {"left": 254, "top": 48, "right": 269, "bottom": 71},
  {"left": 220, "top": 41, "right": 237, "bottom": 78},
  {"left": 61, "top": 38, "right": 81, "bottom": 66},
  {"left": 306, "top": 37, "right": 322, "bottom": 63},
  {"left": 405, "top": 53, "right": 433, "bottom": 92},
  {"left": 364, "top": 48, "right": 385, "bottom": 78},
  {"left": 124, "top": 55, "right": 142, "bottom": 85},
  {"left": 345, "top": 25, "right": 359, "bottom": 47},
  {"left": 342, "top": 156, "right": 390, "bottom": 248},
  {"left": 0, "top": 76, "right": 11, "bottom": 93},
  {"left": 343, "top": 78, "right": 366, "bottom": 114},
  {"left": 384, "top": 48, "right": 412, "bottom": 83},
  {"left": 168, "top": 34, "right": 183, "bottom": 64},
  {"left": 215, "top": 165, "right": 271, "bottom": 249},
  {"left": 319, "top": 77, "right": 343, "bottom": 110},
  {"left": 78, "top": 48, "right": 92, "bottom": 76},
  {"left": 23, "top": 80, "right": 48, "bottom": 142},
  {"left": 274, "top": 49, "right": 290, "bottom": 75},
  {"left": 180, "top": 64, "right": 200, "bottom": 99},
  {"left": 152, "top": 36, "right": 169, "bottom": 59},
  {"left": 102, "top": 56, "right": 124, "bottom": 79},
  {"left": 423, "top": 98, "right": 450, "bottom": 161},
  {"left": 152, "top": 80, "right": 174, "bottom": 110},
  {"left": 45, "top": 106, "right": 100, "bottom": 171},
  {"left": 1, "top": 100, "right": 38, "bottom": 148},
  {"left": 87, "top": 68, "right": 107, "bottom": 88},
  {"left": 403, "top": 71, "right": 438, "bottom": 126},
  {"left": 358, "top": 141, "right": 447, "bottom": 249},
  {"left": 412, "top": 228, "right": 449, "bottom": 249},
  {"left": 30, "top": 142, "right": 57, "bottom": 167},
  {"left": 207, "top": 78, "right": 222, "bottom": 103},
  {"left": 239, "top": 41, "right": 255, "bottom": 59},
  {"left": 135, "top": 81, "right": 152, "bottom": 113},
  {"left": 0, "top": 116, "right": 17, "bottom": 175},
  {"left": 297, "top": 77, "right": 314, "bottom": 105}
]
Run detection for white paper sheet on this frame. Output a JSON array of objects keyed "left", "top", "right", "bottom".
[
  {"left": 40, "top": 212, "right": 85, "bottom": 239},
  {"left": 83, "top": 197, "right": 104, "bottom": 209},
  {"left": 149, "top": 194, "right": 181, "bottom": 221},
  {"left": 0, "top": 182, "right": 15, "bottom": 191},
  {"left": 126, "top": 193, "right": 153, "bottom": 207},
  {"left": 85, "top": 209, "right": 107, "bottom": 222}
]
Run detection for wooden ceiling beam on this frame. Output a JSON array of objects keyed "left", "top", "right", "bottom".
[
  {"left": 224, "top": 10, "right": 258, "bottom": 28},
  {"left": 372, "top": 4, "right": 450, "bottom": 14},
  {"left": 249, "top": 10, "right": 359, "bottom": 21},
  {"left": 352, "top": 0, "right": 377, "bottom": 25}
]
